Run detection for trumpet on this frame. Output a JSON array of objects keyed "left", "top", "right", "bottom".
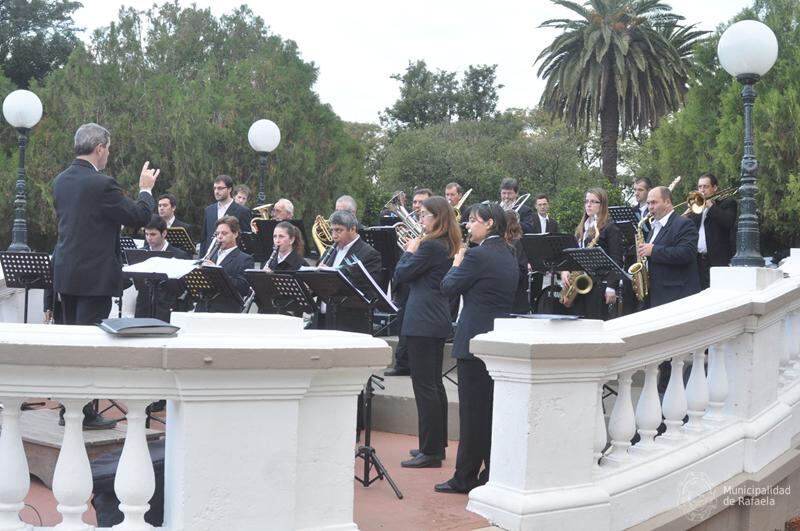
[
  {"left": 677, "top": 186, "right": 738, "bottom": 216},
  {"left": 311, "top": 215, "right": 333, "bottom": 255},
  {"left": 384, "top": 191, "right": 423, "bottom": 250},
  {"left": 250, "top": 203, "right": 273, "bottom": 233}
]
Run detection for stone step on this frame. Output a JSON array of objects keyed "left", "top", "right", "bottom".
[{"left": 1, "top": 407, "right": 162, "bottom": 488}]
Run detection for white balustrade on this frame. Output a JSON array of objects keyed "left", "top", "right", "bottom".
[
  {"left": 633, "top": 364, "right": 661, "bottom": 450},
  {"left": 705, "top": 341, "right": 729, "bottom": 421},
  {"left": 685, "top": 350, "right": 709, "bottom": 430},
  {"left": 52, "top": 399, "right": 93, "bottom": 531},
  {"left": 593, "top": 383, "right": 607, "bottom": 470},
  {"left": 113, "top": 400, "right": 155, "bottom": 531},
  {"left": 660, "top": 355, "right": 687, "bottom": 442},
  {"left": 0, "top": 398, "right": 32, "bottom": 531},
  {"left": 604, "top": 371, "right": 635, "bottom": 463}
]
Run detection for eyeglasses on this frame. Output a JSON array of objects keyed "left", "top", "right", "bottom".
[
  {"left": 213, "top": 186, "right": 229, "bottom": 191},
  {"left": 419, "top": 211, "right": 434, "bottom": 219},
  {"left": 584, "top": 200, "right": 601, "bottom": 205}
]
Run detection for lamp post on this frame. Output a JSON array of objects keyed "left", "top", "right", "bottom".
[
  {"left": 717, "top": 20, "right": 778, "bottom": 267},
  {"left": 2, "top": 90, "right": 43, "bottom": 252},
  {"left": 247, "top": 119, "right": 281, "bottom": 204}
]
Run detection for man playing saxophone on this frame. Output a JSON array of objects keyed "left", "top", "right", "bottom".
[{"left": 560, "top": 188, "right": 623, "bottom": 320}]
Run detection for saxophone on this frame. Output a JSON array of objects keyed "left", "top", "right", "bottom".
[
  {"left": 628, "top": 214, "right": 652, "bottom": 302},
  {"left": 560, "top": 216, "right": 600, "bottom": 308}
]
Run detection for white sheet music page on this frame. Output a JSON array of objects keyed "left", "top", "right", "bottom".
[{"left": 123, "top": 257, "right": 198, "bottom": 279}]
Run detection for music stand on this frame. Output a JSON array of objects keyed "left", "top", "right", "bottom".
[
  {"left": 359, "top": 227, "right": 398, "bottom": 293},
  {"left": 244, "top": 270, "right": 316, "bottom": 315},
  {"left": 253, "top": 219, "right": 310, "bottom": 258},
  {"left": 608, "top": 206, "right": 639, "bottom": 251},
  {"left": 294, "top": 269, "right": 369, "bottom": 331},
  {"left": 166, "top": 227, "right": 196, "bottom": 257},
  {"left": 521, "top": 233, "right": 575, "bottom": 314},
  {"left": 123, "top": 250, "right": 185, "bottom": 319},
  {"left": 120, "top": 236, "right": 138, "bottom": 254},
  {"left": 184, "top": 266, "right": 244, "bottom": 312},
  {"left": 238, "top": 232, "right": 267, "bottom": 263},
  {"left": 562, "top": 247, "right": 629, "bottom": 287},
  {"left": 0, "top": 252, "right": 52, "bottom": 324}
]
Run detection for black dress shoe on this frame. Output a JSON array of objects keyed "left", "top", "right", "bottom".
[
  {"left": 410, "top": 448, "right": 445, "bottom": 460},
  {"left": 401, "top": 453, "right": 442, "bottom": 468},
  {"left": 82, "top": 412, "right": 117, "bottom": 430},
  {"left": 384, "top": 367, "right": 410, "bottom": 376},
  {"left": 434, "top": 480, "right": 469, "bottom": 494}
]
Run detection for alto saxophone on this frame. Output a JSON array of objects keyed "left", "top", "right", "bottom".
[
  {"left": 628, "top": 214, "right": 651, "bottom": 302},
  {"left": 560, "top": 217, "right": 600, "bottom": 308}
]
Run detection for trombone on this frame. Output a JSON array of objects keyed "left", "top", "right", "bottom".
[
  {"left": 453, "top": 188, "right": 473, "bottom": 223},
  {"left": 676, "top": 186, "right": 738, "bottom": 216},
  {"left": 502, "top": 193, "right": 531, "bottom": 213}
]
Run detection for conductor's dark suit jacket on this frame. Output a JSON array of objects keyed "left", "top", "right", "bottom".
[
  {"left": 687, "top": 197, "right": 737, "bottom": 266},
  {"left": 198, "top": 247, "right": 255, "bottom": 313},
  {"left": 133, "top": 243, "right": 190, "bottom": 321},
  {"left": 53, "top": 159, "right": 155, "bottom": 297},
  {"left": 647, "top": 212, "right": 701, "bottom": 308},
  {"left": 393, "top": 237, "right": 453, "bottom": 338},
  {"left": 441, "top": 236, "right": 518, "bottom": 360},
  {"left": 199, "top": 202, "right": 252, "bottom": 256}
]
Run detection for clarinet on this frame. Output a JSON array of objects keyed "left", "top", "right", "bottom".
[
  {"left": 319, "top": 245, "right": 335, "bottom": 267},
  {"left": 264, "top": 247, "right": 279, "bottom": 271}
]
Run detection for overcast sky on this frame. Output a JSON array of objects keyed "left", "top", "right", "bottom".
[{"left": 73, "top": 0, "right": 753, "bottom": 124}]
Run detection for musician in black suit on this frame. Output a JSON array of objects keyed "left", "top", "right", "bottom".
[
  {"left": 561, "top": 188, "right": 624, "bottom": 320},
  {"left": 529, "top": 194, "right": 559, "bottom": 311},
  {"left": 620, "top": 177, "right": 653, "bottom": 315},
  {"left": 157, "top": 193, "right": 190, "bottom": 230},
  {"left": 259, "top": 221, "right": 307, "bottom": 314},
  {"left": 394, "top": 196, "right": 460, "bottom": 469},
  {"left": 500, "top": 178, "right": 534, "bottom": 233},
  {"left": 436, "top": 202, "right": 518, "bottom": 494},
  {"left": 638, "top": 186, "right": 701, "bottom": 394},
  {"left": 52, "top": 122, "right": 159, "bottom": 429},
  {"left": 197, "top": 216, "right": 254, "bottom": 313},
  {"left": 318, "top": 210, "right": 382, "bottom": 334},
  {"left": 687, "top": 173, "right": 737, "bottom": 289},
  {"left": 133, "top": 216, "right": 190, "bottom": 322},
  {"left": 199, "top": 175, "right": 252, "bottom": 256},
  {"left": 505, "top": 210, "right": 531, "bottom": 314}
]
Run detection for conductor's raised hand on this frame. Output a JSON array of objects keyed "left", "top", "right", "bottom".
[{"left": 139, "top": 161, "right": 160, "bottom": 192}]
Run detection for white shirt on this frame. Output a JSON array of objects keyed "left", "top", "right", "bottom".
[
  {"left": 150, "top": 240, "right": 169, "bottom": 252},
  {"left": 538, "top": 214, "right": 549, "bottom": 233},
  {"left": 216, "top": 246, "right": 236, "bottom": 266},
  {"left": 217, "top": 199, "right": 233, "bottom": 220},
  {"left": 165, "top": 216, "right": 176, "bottom": 228},
  {"left": 332, "top": 235, "right": 360, "bottom": 267},
  {"left": 697, "top": 209, "right": 709, "bottom": 254},
  {"left": 639, "top": 204, "right": 648, "bottom": 220},
  {"left": 648, "top": 210, "right": 674, "bottom": 243},
  {"left": 277, "top": 250, "right": 289, "bottom": 264}
]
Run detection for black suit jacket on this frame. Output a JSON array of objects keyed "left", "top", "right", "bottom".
[
  {"left": 532, "top": 215, "right": 559, "bottom": 234},
  {"left": 197, "top": 247, "right": 255, "bottom": 313},
  {"left": 516, "top": 204, "right": 536, "bottom": 234},
  {"left": 53, "top": 159, "right": 155, "bottom": 297},
  {"left": 571, "top": 222, "right": 624, "bottom": 320},
  {"left": 441, "top": 236, "right": 518, "bottom": 360},
  {"left": 321, "top": 237, "right": 382, "bottom": 333},
  {"left": 170, "top": 218, "right": 191, "bottom": 231},
  {"left": 133, "top": 243, "right": 190, "bottom": 321},
  {"left": 647, "top": 212, "right": 700, "bottom": 307},
  {"left": 267, "top": 249, "right": 307, "bottom": 272},
  {"left": 688, "top": 198, "right": 737, "bottom": 266},
  {"left": 393, "top": 238, "right": 453, "bottom": 338},
  {"left": 199, "top": 202, "right": 252, "bottom": 256}
]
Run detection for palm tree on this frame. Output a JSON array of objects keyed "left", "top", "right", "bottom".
[{"left": 536, "top": 0, "right": 707, "bottom": 185}]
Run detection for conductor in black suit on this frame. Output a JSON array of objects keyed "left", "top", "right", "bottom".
[
  {"left": 638, "top": 186, "right": 701, "bottom": 393},
  {"left": 318, "top": 210, "right": 382, "bottom": 334},
  {"left": 199, "top": 175, "right": 252, "bottom": 256},
  {"left": 197, "top": 216, "right": 255, "bottom": 313},
  {"left": 436, "top": 202, "right": 518, "bottom": 494},
  {"left": 52, "top": 122, "right": 160, "bottom": 429},
  {"left": 500, "top": 178, "right": 534, "bottom": 233},
  {"left": 133, "top": 216, "right": 190, "bottom": 322},
  {"left": 687, "top": 173, "right": 737, "bottom": 289}
]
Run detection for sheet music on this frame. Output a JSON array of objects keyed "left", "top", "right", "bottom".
[
  {"left": 123, "top": 257, "right": 198, "bottom": 279},
  {"left": 347, "top": 260, "right": 398, "bottom": 312}
]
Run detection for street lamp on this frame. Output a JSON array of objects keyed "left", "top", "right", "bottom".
[
  {"left": 2, "top": 90, "right": 43, "bottom": 252},
  {"left": 717, "top": 20, "right": 778, "bottom": 267},
  {"left": 247, "top": 119, "right": 281, "bottom": 205}
]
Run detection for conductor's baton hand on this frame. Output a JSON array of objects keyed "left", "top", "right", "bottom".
[{"left": 139, "top": 161, "right": 160, "bottom": 192}]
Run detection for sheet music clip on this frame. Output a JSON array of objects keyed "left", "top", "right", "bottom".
[
  {"left": 244, "top": 269, "right": 317, "bottom": 315},
  {"left": 0, "top": 251, "right": 53, "bottom": 323},
  {"left": 184, "top": 266, "right": 244, "bottom": 313}
]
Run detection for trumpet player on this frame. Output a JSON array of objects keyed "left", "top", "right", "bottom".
[
  {"left": 560, "top": 188, "right": 623, "bottom": 320},
  {"left": 688, "top": 173, "right": 737, "bottom": 289},
  {"left": 499, "top": 178, "right": 535, "bottom": 233},
  {"left": 199, "top": 175, "right": 252, "bottom": 256}
]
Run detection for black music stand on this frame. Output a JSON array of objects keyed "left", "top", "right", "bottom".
[
  {"left": 608, "top": 206, "right": 639, "bottom": 250},
  {"left": 166, "top": 227, "right": 195, "bottom": 257},
  {"left": 238, "top": 232, "right": 267, "bottom": 263},
  {"left": 294, "top": 269, "right": 369, "bottom": 332},
  {"left": 253, "top": 219, "right": 310, "bottom": 258},
  {"left": 120, "top": 237, "right": 138, "bottom": 254},
  {"left": 341, "top": 259, "right": 398, "bottom": 336},
  {"left": 184, "top": 266, "right": 244, "bottom": 312},
  {"left": 359, "top": 227, "right": 399, "bottom": 293},
  {"left": 355, "top": 374, "right": 403, "bottom": 499},
  {"left": 0, "top": 252, "right": 52, "bottom": 324},
  {"left": 521, "top": 233, "right": 575, "bottom": 314},
  {"left": 244, "top": 270, "right": 316, "bottom": 315},
  {"left": 562, "top": 247, "right": 629, "bottom": 287}
]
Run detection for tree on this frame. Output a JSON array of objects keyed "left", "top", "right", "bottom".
[
  {"left": 0, "top": 0, "right": 81, "bottom": 87},
  {"left": 381, "top": 61, "right": 502, "bottom": 130},
  {"left": 536, "top": 0, "right": 705, "bottom": 185}
]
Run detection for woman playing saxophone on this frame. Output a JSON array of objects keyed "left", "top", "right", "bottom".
[{"left": 560, "top": 188, "right": 624, "bottom": 320}]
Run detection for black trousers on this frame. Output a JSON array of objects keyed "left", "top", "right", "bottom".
[
  {"left": 451, "top": 357, "right": 493, "bottom": 490},
  {"left": 697, "top": 253, "right": 711, "bottom": 290},
  {"left": 59, "top": 294, "right": 112, "bottom": 326},
  {"left": 407, "top": 336, "right": 447, "bottom": 455}
]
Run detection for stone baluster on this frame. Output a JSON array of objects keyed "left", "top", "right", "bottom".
[
  {"left": 52, "top": 399, "right": 93, "bottom": 531},
  {"left": 705, "top": 342, "right": 729, "bottom": 421},
  {"left": 685, "top": 350, "right": 709, "bottom": 430},
  {"left": 779, "top": 314, "right": 795, "bottom": 385},
  {"left": 633, "top": 364, "right": 662, "bottom": 450},
  {"left": 113, "top": 400, "right": 155, "bottom": 531},
  {"left": 604, "top": 370, "right": 636, "bottom": 464},
  {"left": 660, "top": 355, "right": 687, "bottom": 441},
  {"left": 784, "top": 311, "right": 800, "bottom": 379},
  {"left": 792, "top": 311, "right": 800, "bottom": 373},
  {"left": 593, "top": 382, "right": 607, "bottom": 470},
  {"left": 0, "top": 398, "right": 32, "bottom": 531}
]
